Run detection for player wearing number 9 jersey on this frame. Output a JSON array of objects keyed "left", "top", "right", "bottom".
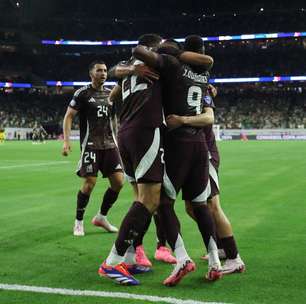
[
  {"left": 62, "top": 60, "right": 124, "bottom": 237},
  {"left": 133, "top": 40, "right": 223, "bottom": 284}
]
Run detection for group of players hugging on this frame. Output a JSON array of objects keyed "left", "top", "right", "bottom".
[{"left": 62, "top": 33, "right": 245, "bottom": 286}]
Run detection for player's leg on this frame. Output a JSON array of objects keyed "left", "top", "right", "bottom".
[
  {"left": 125, "top": 182, "right": 153, "bottom": 267},
  {"left": 153, "top": 212, "right": 176, "bottom": 264},
  {"left": 185, "top": 199, "right": 226, "bottom": 260},
  {"left": 184, "top": 143, "right": 222, "bottom": 281},
  {"left": 73, "top": 175, "right": 97, "bottom": 236},
  {"left": 100, "top": 127, "right": 163, "bottom": 285},
  {"left": 208, "top": 194, "right": 245, "bottom": 274},
  {"left": 92, "top": 171, "right": 124, "bottom": 232},
  {"left": 158, "top": 194, "right": 195, "bottom": 286},
  {"left": 207, "top": 155, "right": 245, "bottom": 273},
  {"left": 159, "top": 139, "right": 196, "bottom": 286},
  {"left": 74, "top": 148, "right": 99, "bottom": 236},
  {"left": 101, "top": 183, "right": 159, "bottom": 283},
  {"left": 92, "top": 148, "right": 124, "bottom": 232}
]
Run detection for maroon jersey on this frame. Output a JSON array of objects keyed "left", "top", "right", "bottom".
[
  {"left": 202, "top": 94, "right": 218, "bottom": 152},
  {"left": 69, "top": 84, "right": 116, "bottom": 150},
  {"left": 118, "top": 59, "right": 163, "bottom": 130},
  {"left": 156, "top": 54, "right": 211, "bottom": 142}
]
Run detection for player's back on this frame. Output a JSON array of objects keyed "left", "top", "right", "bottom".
[
  {"left": 119, "top": 59, "right": 163, "bottom": 131},
  {"left": 159, "top": 55, "right": 210, "bottom": 141}
]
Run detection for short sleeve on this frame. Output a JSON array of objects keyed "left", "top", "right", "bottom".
[{"left": 69, "top": 90, "right": 83, "bottom": 111}]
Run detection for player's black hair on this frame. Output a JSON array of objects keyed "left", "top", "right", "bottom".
[
  {"left": 163, "top": 38, "right": 182, "bottom": 50},
  {"left": 184, "top": 35, "right": 205, "bottom": 54},
  {"left": 88, "top": 60, "right": 106, "bottom": 72},
  {"left": 138, "top": 33, "right": 163, "bottom": 47}
]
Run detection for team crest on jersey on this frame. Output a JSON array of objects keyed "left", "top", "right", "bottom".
[
  {"left": 88, "top": 97, "right": 96, "bottom": 103},
  {"left": 203, "top": 95, "right": 212, "bottom": 104},
  {"left": 86, "top": 164, "right": 93, "bottom": 173}
]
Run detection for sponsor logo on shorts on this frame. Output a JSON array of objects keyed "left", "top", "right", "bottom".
[{"left": 86, "top": 164, "right": 93, "bottom": 173}]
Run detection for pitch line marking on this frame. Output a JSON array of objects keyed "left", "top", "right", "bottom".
[
  {"left": 0, "top": 283, "right": 230, "bottom": 304},
  {"left": 0, "top": 161, "right": 70, "bottom": 169}
]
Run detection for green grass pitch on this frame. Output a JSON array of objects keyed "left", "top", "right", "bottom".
[{"left": 0, "top": 140, "right": 305, "bottom": 304}]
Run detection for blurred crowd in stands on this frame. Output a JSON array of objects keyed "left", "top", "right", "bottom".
[
  {"left": 0, "top": 85, "right": 305, "bottom": 130},
  {"left": 215, "top": 85, "right": 306, "bottom": 129},
  {"left": 0, "top": 4, "right": 305, "bottom": 131}
]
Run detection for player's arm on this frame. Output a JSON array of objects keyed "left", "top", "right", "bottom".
[
  {"left": 166, "top": 107, "right": 214, "bottom": 129},
  {"left": 133, "top": 45, "right": 213, "bottom": 71},
  {"left": 109, "top": 62, "right": 159, "bottom": 82},
  {"left": 62, "top": 106, "right": 77, "bottom": 156},
  {"left": 179, "top": 52, "right": 214, "bottom": 70},
  {"left": 109, "top": 84, "right": 122, "bottom": 104},
  {"left": 132, "top": 45, "right": 161, "bottom": 69},
  {"left": 208, "top": 84, "right": 217, "bottom": 98}
]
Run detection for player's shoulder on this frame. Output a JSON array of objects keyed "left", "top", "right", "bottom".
[
  {"left": 73, "top": 84, "right": 91, "bottom": 97},
  {"left": 103, "top": 87, "right": 112, "bottom": 94}
]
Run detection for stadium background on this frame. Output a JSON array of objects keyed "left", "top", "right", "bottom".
[{"left": 0, "top": 0, "right": 305, "bottom": 303}]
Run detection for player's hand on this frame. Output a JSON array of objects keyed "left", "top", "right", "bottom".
[
  {"left": 62, "top": 141, "right": 71, "bottom": 156},
  {"left": 166, "top": 115, "right": 185, "bottom": 130},
  {"left": 208, "top": 84, "right": 217, "bottom": 98},
  {"left": 133, "top": 64, "right": 159, "bottom": 83}
]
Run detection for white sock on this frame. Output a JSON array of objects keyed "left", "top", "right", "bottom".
[
  {"left": 97, "top": 213, "right": 106, "bottom": 219},
  {"left": 124, "top": 245, "right": 136, "bottom": 265},
  {"left": 208, "top": 237, "right": 221, "bottom": 268},
  {"left": 106, "top": 245, "right": 125, "bottom": 266},
  {"left": 174, "top": 234, "right": 190, "bottom": 263}
]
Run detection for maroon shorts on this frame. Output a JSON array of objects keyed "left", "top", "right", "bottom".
[
  {"left": 76, "top": 147, "right": 123, "bottom": 178},
  {"left": 163, "top": 136, "right": 210, "bottom": 203},
  {"left": 208, "top": 148, "right": 220, "bottom": 198},
  {"left": 118, "top": 127, "right": 164, "bottom": 183}
]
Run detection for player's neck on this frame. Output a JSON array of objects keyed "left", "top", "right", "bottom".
[{"left": 91, "top": 81, "right": 104, "bottom": 91}]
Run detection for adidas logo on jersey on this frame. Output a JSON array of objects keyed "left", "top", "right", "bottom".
[{"left": 88, "top": 97, "right": 96, "bottom": 103}]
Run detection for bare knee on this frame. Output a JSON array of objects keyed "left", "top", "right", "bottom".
[
  {"left": 109, "top": 172, "right": 124, "bottom": 192},
  {"left": 81, "top": 177, "right": 96, "bottom": 195},
  {"left": 138, "top": 183, "right": 161, "bottom": 213}
]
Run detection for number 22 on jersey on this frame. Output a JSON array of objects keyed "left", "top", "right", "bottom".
[{"left": 122, "top": 60, "right": 148, "bottom": 100}]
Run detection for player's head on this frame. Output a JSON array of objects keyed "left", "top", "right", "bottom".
[
  {"left": 161, "top": 38, "right": 182, "bottom": 50},
  {"left": 157, "top": 38, "right": 182, "bottom": 56},
  {"left": 88, "top": 60, "right": 107, "bottom": 83},
  {"left": 138, "top": 33, "right": 162, "bottom": 48},
  {"left": 184, "top": 35, "right": 205, "bottom": 54}
]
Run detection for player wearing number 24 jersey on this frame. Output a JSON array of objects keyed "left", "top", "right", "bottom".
[{"left": 62, "top": 60, "right": 124, "bottom": 237}]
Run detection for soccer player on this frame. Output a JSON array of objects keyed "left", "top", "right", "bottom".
[
  {"left": 109, "top": 61, "right": 177, "bottom": 267},
  {"left": 32, "top": 124, "right": 40, "bottom": 144},
  {"left": 62, "top": 60, "right": 124, "bottom": 236},
  {"left": 132, "top": 39, "right": 223, "bottom": 285},
  {"left": 0, "top": 127, "right": 5, "bottom": 143},
  {"left": 38, "top": 125, "right": 48, "bottom": 143},
  {"left": 99, "top": 34, "right": 165, "bottom": 286},
  {"left": 171, "top": 35, "right": 245, "bottom": 275}
]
